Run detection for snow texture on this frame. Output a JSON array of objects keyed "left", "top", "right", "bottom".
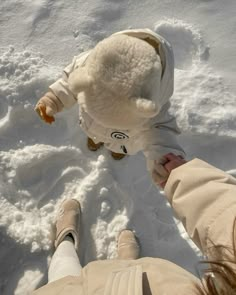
[{"left": 0, "top": 0, "right": 236, "bottom": 294}]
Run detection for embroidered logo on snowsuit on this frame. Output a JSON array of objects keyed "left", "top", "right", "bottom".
[{"left": 111, "top": 132, "right": 129, "bottom": 139}]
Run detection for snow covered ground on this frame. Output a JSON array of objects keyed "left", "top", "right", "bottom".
[{"left": 0, "top": 0, "right": 236, "bottom": 294}]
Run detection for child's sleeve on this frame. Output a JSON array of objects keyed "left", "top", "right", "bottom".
[
  {"left": 49, "top": 51, "right": 90, "bottom": 109},
  {"left": 142, "top": 103, "right": 185, "bottom": 184}
]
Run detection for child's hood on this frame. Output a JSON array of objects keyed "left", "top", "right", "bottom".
[{"left": 68, "top": 29, "right": 174, "bottom": 130}]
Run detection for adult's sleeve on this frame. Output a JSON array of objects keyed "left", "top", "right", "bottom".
[{"left": 164, "top": 158, "right": 236, "bottom": 259}]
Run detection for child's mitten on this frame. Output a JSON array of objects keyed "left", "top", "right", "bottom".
[{"left": 35, "top": 92, "right": 63, "bottom": 124}]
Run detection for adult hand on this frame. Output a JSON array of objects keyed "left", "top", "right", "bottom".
[
  {"left": 153, "top": 153, "right": 186, "bottom": 189},
  {"left": 163, "top": 153, "right": 186, "bottom": 174}
]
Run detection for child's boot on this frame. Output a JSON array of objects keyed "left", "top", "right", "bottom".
[
  {"left": 87, "top": 137, "right": 104, "bottom": 151},
  {"left": 111, "top": 151, "right": 126, "bottom": 160},
  {"left": 117, "top": 230, "right": 140, "bottom": 260},
  {"left": 54, "top": 199, "right": 81, "bottom": 252}
]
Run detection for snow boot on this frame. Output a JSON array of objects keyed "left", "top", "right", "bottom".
[
  {"left": 54, "top": 199, "right": 81, "bottom": 252},
  {"left": 117, "top": 230, "right": 140, "bottom": 260},
  {"left": 111, "top": 152, "right": 126, "bottom": 160},
  {"left": 87, "top": 137, "right": 104, "bottom": 151}
]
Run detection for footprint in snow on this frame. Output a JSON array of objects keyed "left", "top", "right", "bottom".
[{"left": 154, "top": 19, "right": 209, "bottom": 69}]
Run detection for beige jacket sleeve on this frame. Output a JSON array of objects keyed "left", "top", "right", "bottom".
[
  {"left": 49, "top": 51, "right": 90, "bottom": 109},
  {"left": 164, "top": 158, "right": 236, "bottom": 259}
]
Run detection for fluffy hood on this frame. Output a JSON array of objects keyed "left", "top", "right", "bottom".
[{"left": 68, "top": 33, "right": 164, "bottom": 129}]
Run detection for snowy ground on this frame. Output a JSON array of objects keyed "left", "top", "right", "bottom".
[{"left": 0, "top": 0, "right": 236, "bottom": 294}]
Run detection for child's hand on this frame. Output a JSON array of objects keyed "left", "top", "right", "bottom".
[
  {"left": 152, "top": 162, "right": 169, "bottom": 188},
  {"left": 35, "top": 94, "right": 58, "bottom": 124},
  {"left": 35, "top": 103, "right": 55, "bottom": 124}
]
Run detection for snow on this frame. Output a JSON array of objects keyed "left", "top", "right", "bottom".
[{"left": 0, "top": 0, "right": 236, "bottom": 294}]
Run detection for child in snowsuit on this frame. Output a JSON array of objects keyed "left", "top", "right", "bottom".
[{"left": 35, "top": 29, "right": 185, "bottom": 186}]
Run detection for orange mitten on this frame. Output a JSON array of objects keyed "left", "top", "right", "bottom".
[
  {"left": 35, "top": 103, "right": 55, "bottom": 124},
  {"left": 35, "top": 92, "right": 63, "bottom": 124}
]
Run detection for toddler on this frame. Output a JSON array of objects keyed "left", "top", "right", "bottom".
[{"left": 35, "top": 29, "right": 185, "bottom": 186}]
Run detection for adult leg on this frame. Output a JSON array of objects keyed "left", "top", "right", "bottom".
[
  {"left": 48, "top": 236, "right": 82, "bottom": 282},
  {"left": 48, "top": 199, "right": 81, "bottom": 283}
]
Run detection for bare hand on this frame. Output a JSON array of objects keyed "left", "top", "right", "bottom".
[
  {"left": 163, "top": 153, "right": 186, "bottom": 174},
  {"left": 154, "top": 153, "right": 186, "bottom": 188}
]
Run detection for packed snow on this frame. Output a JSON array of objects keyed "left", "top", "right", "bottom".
[{"left": 0, "top": 0, "right": 236, "bottom": 294}]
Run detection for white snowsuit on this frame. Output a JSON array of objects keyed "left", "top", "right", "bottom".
[{"left": 49, "top": 29, "right": 185, "bottom": 172}]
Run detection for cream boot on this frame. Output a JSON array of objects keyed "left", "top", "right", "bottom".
[
  {"left": 117, "top": 230, "right": 140, "bottom": 260},
  {"left": 54, "top": 199, "right": 81, "bottom": 252}
]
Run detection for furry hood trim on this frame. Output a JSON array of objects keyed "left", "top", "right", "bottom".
[{"left": 68, "top": 29, "right": 174, "bottom": 129}]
